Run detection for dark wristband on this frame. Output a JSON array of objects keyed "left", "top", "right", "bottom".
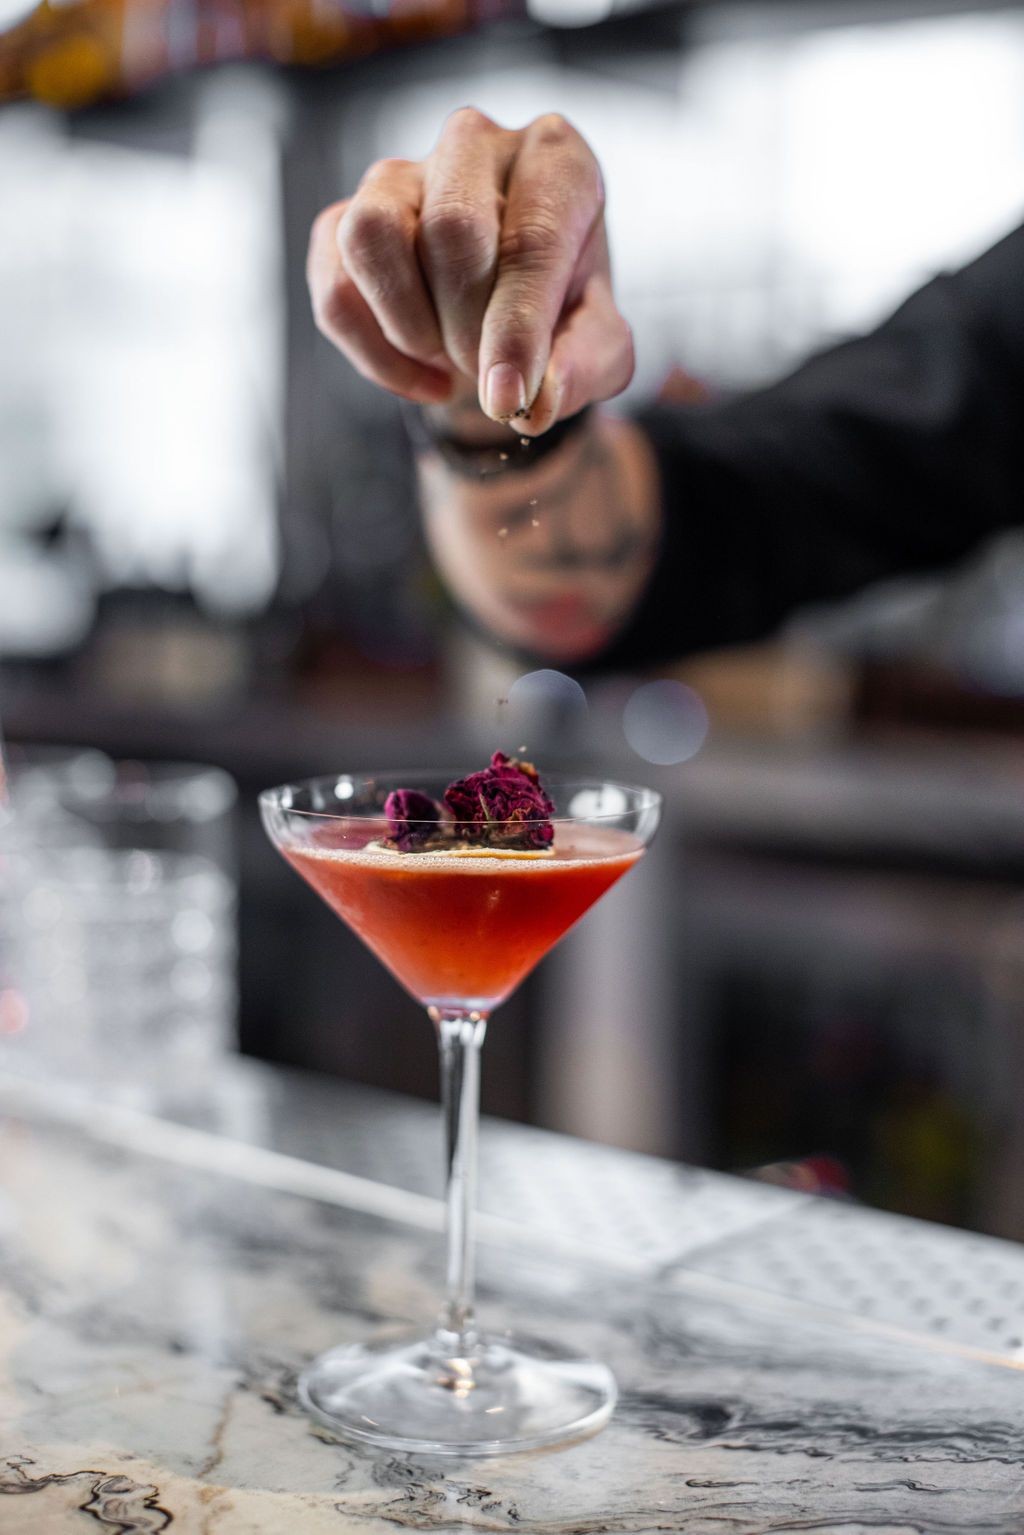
[{"left": 403, "top": 402, "right": 593, "bottom": 480}]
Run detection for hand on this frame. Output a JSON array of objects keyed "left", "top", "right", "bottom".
[{"left": 306, "top": 109, "right": 634, "bottom": 434}]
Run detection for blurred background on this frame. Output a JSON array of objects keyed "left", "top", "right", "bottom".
[{"left": 3, "top": 0, "right": 1024, "bottom": 1240}]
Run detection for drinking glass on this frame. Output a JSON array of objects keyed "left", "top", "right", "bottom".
[
  {"left": 1, "top": 754, "right": 237, "bottom": 1102},
  {"left": 260, "top": 769, "right": 661, "bottom": 1456}
]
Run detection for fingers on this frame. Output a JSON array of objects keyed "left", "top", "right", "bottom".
[
  {"left": 522, "top": 275, "right": 635, "bottom": 435},
  {"left": 307, "top": 201, "right": 452, "bottom": 403},
  {"left": 308, "top": 110, "right": 621, "bottom": 422},
  {"left": 418, "top": 107, "right": 516, "bottom": 380},
  {"left": 337, "top": 159, "right": 448, "bottom": 369},
  {"left": 478, "top": 114, "right": 604, "bottom": 422},
  {"left": 506, "top": 219, "right": 633, "bottom": 435}
]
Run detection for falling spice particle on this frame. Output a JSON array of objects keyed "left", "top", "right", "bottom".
[
  {"left": 499, "top": 452, "right": 509, "bottom": 462},
  {"left": 520, "top": 438, "right": 530, "bottom": 448},
  {"left": 531, "top": 519, "right": 540, "bottom": 528},
  {"left": 498, "top": 528, "right": 508, "bottom": 538},
  {"left": 529, "top": 498, "right": 538, "bottom": 506}
]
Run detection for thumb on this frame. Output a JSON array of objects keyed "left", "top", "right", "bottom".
[{"left": 526, "top": 278, "right": 635, "bottom": 435}]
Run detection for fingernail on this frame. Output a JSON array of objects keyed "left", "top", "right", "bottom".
[{"left": 484, "top": 363, "right": 527, "bottom": 422}]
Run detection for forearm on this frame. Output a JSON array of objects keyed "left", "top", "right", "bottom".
[{"left": 418, "top": 408, "right": 662, "bottom": 665}]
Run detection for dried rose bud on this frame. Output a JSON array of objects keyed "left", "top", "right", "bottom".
[
  {"left": 444, "top": 752, "right": 555, "bottom": 850},
  {"left": 384, "top": 788, "right": 445, "bottom": 852}
]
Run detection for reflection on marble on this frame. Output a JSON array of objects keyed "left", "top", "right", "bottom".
[{"left": 1, "top": 1100, "right": 1024, "bottom": 1532}]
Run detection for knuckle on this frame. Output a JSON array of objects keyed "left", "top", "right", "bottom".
[
  {"left": 357, "top": 159, "right": 385, "bottom": 189},
  {"left": 532, "top": 111, "right": 576, "bottom": 147},
  {"left": 358, "top": 157, "right": 419, "bottom": 196},
  {"left": 307, "top": 203, "right": 343, "bottom": 267},
  {"left": 364, "top": 155, "right": 414, "bottom": 180},
  {"left": 529, "top": 113, "right": 602, "bottom": 202},
  {"left": 309, "top": 205, "right": 336, "bottom": 245},
  {"left": 498, "top": 219, "right": 561, "bottom": 269},
  {"left": 445, "top": 104, "right": 496, "bottom": 136},
  {"left": 312, "top": 275, "right": 357, "bottom": 337},
  {"left": 340, "top": 198, "right": 404, "bottom": 264},
  {"left": 489, "top": 300, "right": 543, "bottom": 351},
  {"left": 420, "top": 202, "right": 494, "bottom": 270}
]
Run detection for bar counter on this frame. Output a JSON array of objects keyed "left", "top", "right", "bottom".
[{"left": 1, "top": 1059, "right": 1022, "bottom": 1532}]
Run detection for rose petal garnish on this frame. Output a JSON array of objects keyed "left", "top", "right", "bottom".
[
  {"left": 383, "top": 788, "right": 445, "bottom": 852},
  {"left": 443, "top": 751, "right": 555, "bottom": 850}
]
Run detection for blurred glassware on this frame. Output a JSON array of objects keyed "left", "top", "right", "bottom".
[{"left": 0, "top": 752, "right": 238, "bottom": 1108}]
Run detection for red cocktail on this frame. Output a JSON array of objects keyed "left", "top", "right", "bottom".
[
  {"left": 286, "top": 821, "right": 642, "bottom": 1012},
  {"left": 260, "top": 765, "right": 661, "bottom": 1457}
]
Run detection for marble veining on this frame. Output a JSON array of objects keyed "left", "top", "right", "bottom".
[
  {"left": 0, "top": 1457, "right": 173, "bottom": 1531},
  {"left": 1, "top": 1091, "right": 1023, "bottom": 1532}
]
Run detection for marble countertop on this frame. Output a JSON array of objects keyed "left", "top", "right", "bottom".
[{"left": 1, "top": 1061, "right": 1023, "bottom": 1533}]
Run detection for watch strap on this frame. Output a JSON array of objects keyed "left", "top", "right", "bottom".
[{"left": 403, "top": 402, "right": 593, "bottom": 479}]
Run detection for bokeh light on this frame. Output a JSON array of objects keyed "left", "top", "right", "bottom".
[
  {"left": 506, "top": 669, "right": 589, "bottom": 743},
  {"left": 622, "top": 680, "right": 709, "bottom": 765},
  {"left": 568, "top": 785, "right": 629, "bottom": 820}
]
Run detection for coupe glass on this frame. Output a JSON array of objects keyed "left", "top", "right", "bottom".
[{"left": 260, "top": 770, "right": 661, "bottom": 1456}]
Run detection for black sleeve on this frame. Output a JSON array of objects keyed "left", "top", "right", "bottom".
[{"left": 601, "top": 221, "right": 1024, "bottom": 669}]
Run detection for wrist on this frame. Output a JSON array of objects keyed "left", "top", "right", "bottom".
[{"left": 404, "top": 400, "right": 594, "bottom": 481}]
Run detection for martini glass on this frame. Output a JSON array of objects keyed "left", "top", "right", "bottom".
[{"left": 260, "top": 770, "right": 661, "bottom": 1456}]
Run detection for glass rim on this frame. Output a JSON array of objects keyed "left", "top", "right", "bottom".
[{"left": 259, "top": 770, "right": 663, "bottom": 828}]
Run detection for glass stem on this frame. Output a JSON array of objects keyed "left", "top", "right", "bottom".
[{"left": 431, "top": 1007, "right": 488, "bottom": 1345}]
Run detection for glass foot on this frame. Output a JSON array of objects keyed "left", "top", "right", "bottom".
[{"left": 297, "top": 1332, "right": 617, "bottom": 1456}]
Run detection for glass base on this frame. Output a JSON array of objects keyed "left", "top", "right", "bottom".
[{"left": 297, "top": 1331, "right": 617, "bottom": 1457}]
